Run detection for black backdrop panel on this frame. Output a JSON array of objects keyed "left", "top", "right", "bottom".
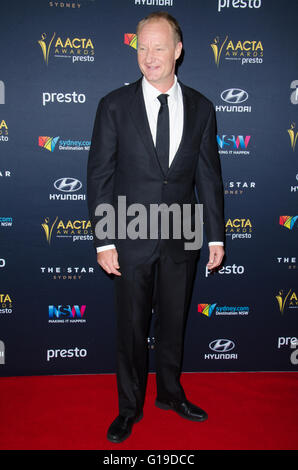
[{"left": 0, "top": 0, "right": 297, "bottom": 376}]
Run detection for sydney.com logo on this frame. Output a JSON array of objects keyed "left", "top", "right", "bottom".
[
  {"left": 198, "top": 303, "right": 249, "bottom": 317},
  {"left": 38, "top": 136, "right": 90, "bottom": 152}
]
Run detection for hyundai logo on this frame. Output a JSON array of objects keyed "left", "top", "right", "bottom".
[
  {"left": 54, "top": 177, "right": 82, "bottom": 192},
  {"left": 209, "top": 339, "right": 235, "bottom": 352},
  {"left": 221, "top": 88, "right": 248, "bottom": 104}
]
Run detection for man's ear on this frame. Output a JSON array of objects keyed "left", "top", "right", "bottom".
[{"left": 175, "top": 41, "right": 183, "bottom": 61}]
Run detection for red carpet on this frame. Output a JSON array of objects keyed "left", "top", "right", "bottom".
[{"left": 0, "top": 372, "right": 297, "bottom": 450}]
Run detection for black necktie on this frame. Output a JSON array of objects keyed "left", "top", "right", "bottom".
[{"left": 156, "top": 94, "right": 169, "bottom": 174}]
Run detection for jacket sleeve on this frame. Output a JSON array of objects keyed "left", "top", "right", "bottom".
[
  {"left": 195, "top": 103, "right": 225, "bottom": 244},
  {"left": 87, "top": 97, "right": 118, "bottom": 249}
]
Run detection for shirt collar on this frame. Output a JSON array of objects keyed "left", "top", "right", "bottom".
[{"left": 142, "top": 75, "right": 178, "bottom": 103}]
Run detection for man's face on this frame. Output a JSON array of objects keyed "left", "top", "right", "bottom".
[{"left": 137, "top": 19, "right": 182, "bottom": 92}]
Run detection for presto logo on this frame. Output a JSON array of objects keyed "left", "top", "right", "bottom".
[
  {"left": 42, "top": 91, "right": 86, "bottom": 106},
  {"left": 205, "top": 264, "right": 245, "bottom": 277},
  {"left": 218, "top": 0, "right": 262, "bottom": 12},
  {"left": 46, "top": 347, "right": 87, "bottom": 361}
]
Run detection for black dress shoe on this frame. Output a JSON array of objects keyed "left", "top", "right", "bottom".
[
  {"left": 155, "top": 398, "right": 208, "bottom": 422},
  {"left": 107, "top": 412, "right": 143, "bottom": 443}
]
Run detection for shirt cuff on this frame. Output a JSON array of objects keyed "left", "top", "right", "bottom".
[
  {"left": 96, "top": 244, "right": 116, "bottom": 253},
  {"left": 97, "top": 243, "right": 223, "bottom": 251}
]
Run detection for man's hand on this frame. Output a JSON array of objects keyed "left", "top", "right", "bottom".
[
  {"left": 207, "top": 245, "right": 225, "bottom": 270},
  {"left": 97, "top": 248, "right": 121, "bottom": 276}
]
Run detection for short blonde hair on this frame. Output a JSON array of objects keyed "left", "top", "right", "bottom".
[{"left": 137, "top": 11, "right": 182, "bottom": 44}]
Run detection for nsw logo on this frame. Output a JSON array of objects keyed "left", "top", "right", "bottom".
[
  {"left": 48, "top": 305, "right": 86, "bottom": 323},
  {"left": 217, "top": 135, "right": 251, "bottom": 155}
]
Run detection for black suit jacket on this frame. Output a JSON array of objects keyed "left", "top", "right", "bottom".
[{"left": 87, "top": 78, "right": 224, "bottom": 266}]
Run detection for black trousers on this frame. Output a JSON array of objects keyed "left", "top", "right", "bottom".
[{"left": 114, "top": 243, "right": 197, "bottom": 417}]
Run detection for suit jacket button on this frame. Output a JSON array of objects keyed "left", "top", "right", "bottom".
[{"left": 163, "top": 180, "right": 168, "bottom": 184}]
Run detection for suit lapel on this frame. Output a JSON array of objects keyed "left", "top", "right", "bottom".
[
  {"left": 129, "top": 79, "right": 164, "bottom": 174},
  {"left": 167, "top": 83, "right": 195, "bottom": 175}
]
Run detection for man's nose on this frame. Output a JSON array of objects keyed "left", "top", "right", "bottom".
[{"left": 144, "top": 49, "right": 154, "bottom": 63}]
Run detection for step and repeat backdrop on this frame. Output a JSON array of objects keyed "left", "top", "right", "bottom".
[{"left": 0, "top": 0, "right": 297, "bottom": 376}]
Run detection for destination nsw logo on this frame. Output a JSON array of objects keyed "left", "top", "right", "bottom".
[
  {"left": 198, "top": 303, "right": 249, "bottom": 317},
  {"left": 48, "top": 305, "right": 86, "bottom": 323},
  {"left": 124, "top": 33, "right": 137, "bottom": 49},
  {"left": 0, "top": 119, "right": 8, "bottom": 142},
  {"left": 38, "top": 136, "right": 90, "bottom": 152},
  {"left": 279, "top": 215, "right": 298, "bottom": 230}
]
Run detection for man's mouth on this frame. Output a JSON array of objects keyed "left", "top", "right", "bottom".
[{"left": 145, "top": 65, "right": 159, "bottom": 71}]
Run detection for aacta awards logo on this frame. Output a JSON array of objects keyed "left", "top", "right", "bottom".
[
  {"left": 211, "top": 35, "right": 263, "bottom": 67},
  {"left": 0, "top": 294, "right": 12, "bottom": 315},
  {"left": 41, "top": 217, "right": 93, "bottom": 244},
  {"left": 0, "top": 119, "right": 8, "bottom": 142},
  {"left": 225, "top": 217, "right": 253, "bottom": 240},
  {"left": 288, "top": 123, "right": 298, "bottom": 151},
  {"left": 276, "top": 289, "right": 298, "bottom": 314},
  {"left": 37, "top": 32, "right": 95, "bottom": 65}
]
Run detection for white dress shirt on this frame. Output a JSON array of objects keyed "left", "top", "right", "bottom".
[
  {"left": 142, "top": 75, "right": 183, "bottom": 166},
  {"left": 96, "top": 76, "right": 223, "bottom": 252}
]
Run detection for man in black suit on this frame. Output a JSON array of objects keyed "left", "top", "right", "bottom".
[{"left": 87, "top": 11, "right": 225, "bottom": 443}]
